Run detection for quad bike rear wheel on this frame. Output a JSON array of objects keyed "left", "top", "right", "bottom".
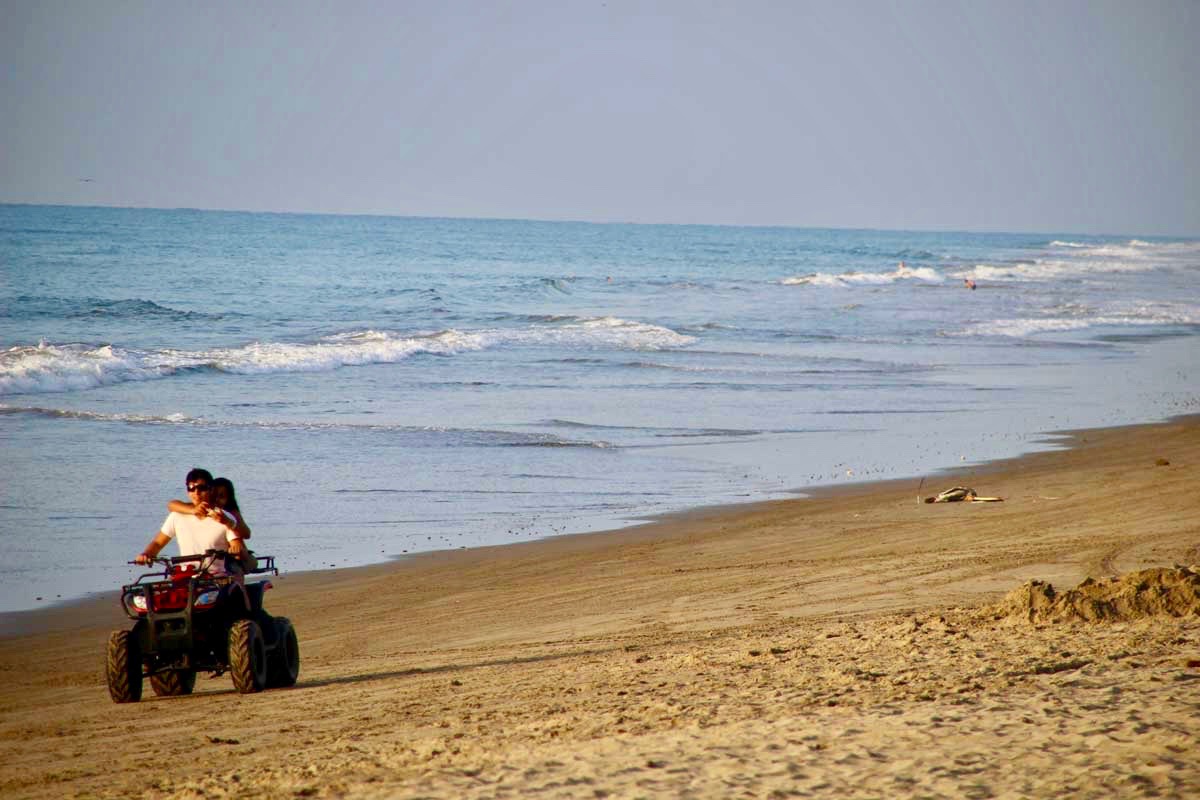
[
  {"left": 106, "top": 630, "right": 143, "bottom": 703},
  {"left": 150, "top": 668, "right": 197, "bottom": 697},
  {"left": 266, "top": 617, "right": 300, "bottom": 688},
  {"left": 229, "top": 619, "right": 268, "bottom": 693}
]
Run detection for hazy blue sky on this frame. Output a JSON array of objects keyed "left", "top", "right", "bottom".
[{"left": 2, "top": 1, "right": 1197, "bottom": 235}]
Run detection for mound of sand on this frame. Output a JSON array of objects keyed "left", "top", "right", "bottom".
[{"left": 992, "top": 565, "right": 1200, "bottom": 624}]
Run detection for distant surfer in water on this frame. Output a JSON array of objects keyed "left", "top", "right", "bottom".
[{"left": 964, "top": 278, "right": 977, "bottom": 290}]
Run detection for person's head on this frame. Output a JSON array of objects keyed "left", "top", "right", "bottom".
[
  {"left": 211, "top": 477, "right": 240, "bottom": 512},
  {"left": 185, "top": 468, "right": 214, "bottom": 503}
]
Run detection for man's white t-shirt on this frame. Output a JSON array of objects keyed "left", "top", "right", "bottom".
[{"left": 160, "top": 511, "right": 237, "bottom": 572}]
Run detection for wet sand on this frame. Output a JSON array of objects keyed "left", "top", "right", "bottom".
[{"left": 2, "top": 417, "right": 1199, "bottom": 798}]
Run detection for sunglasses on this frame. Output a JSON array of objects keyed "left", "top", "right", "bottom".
[{"left": 186, "top": 483, "right": 212, "bottom": 492}]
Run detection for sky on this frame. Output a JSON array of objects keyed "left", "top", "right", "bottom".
[{"left": 2, "top": 1, "right": 1197, "bottom": 235}]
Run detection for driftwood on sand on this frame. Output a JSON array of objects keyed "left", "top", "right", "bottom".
[{"left": 923, "top": 485, "right": 1004, "bottom": 503}]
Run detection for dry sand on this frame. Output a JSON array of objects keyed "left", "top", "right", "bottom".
[{"left": 2, "top": 417, "right": 1199, "bottom": 799}]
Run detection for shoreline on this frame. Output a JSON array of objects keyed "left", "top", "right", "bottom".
[
  {"left": 3, "top": 327, "right": 1196, "bottom": 619},
  {"left": 3, "top": 413, "right": 1194, "bottom": 639}
]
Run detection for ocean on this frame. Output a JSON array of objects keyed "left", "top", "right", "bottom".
[{"left": 2, "top": 204, "right": 1197, "bottom": 613}]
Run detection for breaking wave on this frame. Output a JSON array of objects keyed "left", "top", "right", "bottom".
[
  {"left": 0, "top": 317, "right": 694, "bottom": 396},
  {"left": 781, "top": 263, "right": 943, "bottom": 287},
  {"left": 959, "top": 301, "right": 1200, "bottom": 338},
  {"left": 962, "top": 239, "right": 1200, "bottom": 283}
]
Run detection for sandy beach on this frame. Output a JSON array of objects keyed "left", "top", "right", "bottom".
[{"left": 2, "top": 417, "right": 1199, "bottom": 799}]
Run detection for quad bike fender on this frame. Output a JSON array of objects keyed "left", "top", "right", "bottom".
[
  {"left": 224, "top": 581, "right": 252, "bottom": 614},
  {"left": 130, "top": 618, "right": 153, "bottom": 653},
  {"left": 244, "top": 581, "right": 267, "bottom": 615}
]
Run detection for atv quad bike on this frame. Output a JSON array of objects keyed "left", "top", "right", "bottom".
[{"left": 106, "top": 549, "right": 300, "bottom": 703}]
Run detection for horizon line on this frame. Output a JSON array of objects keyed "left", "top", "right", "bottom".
[{"left": 1, "top": 200, "right": 1193, "bottom": 241}]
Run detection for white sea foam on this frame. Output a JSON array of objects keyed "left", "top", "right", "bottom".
[
  {"left": 1051, "top": 239, "right": 1161, "bottom": 253},
  {"left": 959, "top": 261, "right": 1091, "bottom": 281},
  {"left": 210, "top": 328, "right": 489, "bottom": 374},
  {"left": 0, "top": 342, "right": 176, "bottom": 395},
  {"left": 968, "top": 239, "right": 1200, "bottom": 283},
  {"left": 0, "top": 404, "right": 209, "bottom": 425},
  {"left": 961, "top": 300, "right": 1200, "bottom": 338},
  {"left": 0, "top": 317, "right": 694, "bottom": 395},
  {"left": 965, "top": 318, "right": 1092, "bottom": 337},
  {"left": 782, "top": 264, "right": 943, "bottom": 287},
  {"left": 962, "top": 256, "right": 1153, "bottom": 282},
  {"left": 493, "top": 316, "right": 695, "bottom": 350}
]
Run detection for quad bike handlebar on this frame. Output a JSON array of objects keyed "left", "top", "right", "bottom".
[
  {"left": 129, "top": 549, "right": 277, "bottom": 576},
  {"left": 129, "top": 550, "right": 224, "bottom": 571}
]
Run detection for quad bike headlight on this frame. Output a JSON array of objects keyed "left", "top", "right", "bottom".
[
  {"left": 194, "top": 589, "right": 220, "bottom": 609},
  {"left": 129, "top": 594, "right": 148, "bottom": 613}
]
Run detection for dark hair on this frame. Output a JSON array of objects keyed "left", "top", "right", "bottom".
[
  {"left": 185, "top": 467, "right": 213, "bottom": 486},
  {"left": 212, "top": 477, "right": 240, "bottom": 512}
]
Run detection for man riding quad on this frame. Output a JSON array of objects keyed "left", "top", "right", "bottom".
[
  {"left": 136, "top": 468, "right": 248, "bottom": 572},
  {"left": 106, "top": 468, "right": 299, "bottom": 702}
]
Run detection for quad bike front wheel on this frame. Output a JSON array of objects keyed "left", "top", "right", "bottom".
[
  {"left": 228, "top": 619, "right": 268, "bottom": 693},
  {"left": 106, "top": 630, "right": 143, "bottom": 703},
  {"left": 150, "top": 668, "right": 197, "bottom": 697},
  {"left": 266, "top": 617, "right": 300, "bottom": 688}
]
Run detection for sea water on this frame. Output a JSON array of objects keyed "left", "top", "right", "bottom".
[{"left": 1, "top": 205, "right": 1197, "bottom": 612}]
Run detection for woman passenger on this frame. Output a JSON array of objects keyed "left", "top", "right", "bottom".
[{"left": 168, "top": 476, "right": 252, "bottom": 541}]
